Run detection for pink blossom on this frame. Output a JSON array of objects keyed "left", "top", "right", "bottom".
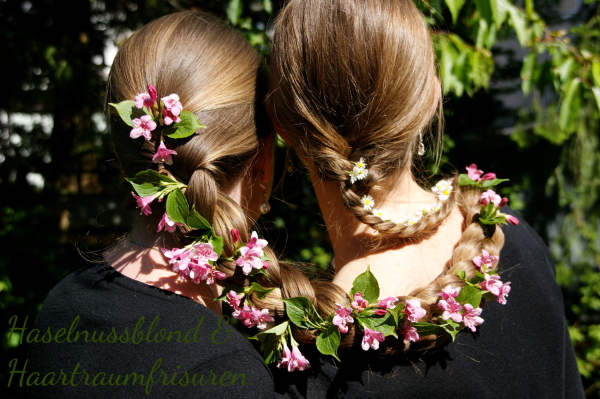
[
  {"left": 157, "top": 213, "right": 183, "bottom": 233},
  {"left": 332, "top": 303, "right": 354, "bottom": 334},
  {"left": 225, "top": 290, "right": 243, "bottom": 311},
  {"left": 404, "top": 299, "right": 426, "bottom": 322},
  {"left": 472, "top": 249, "right": 499, "bottom": 272},
  {"left": 351, "top": 292, "right": 368, "bottom": 312},
  {"left": 462, "top": 304, "right": 484, "bottom": 332},
  {"left": 231, "top": 228, "right": 240, "bottom": 243},
  {"left": 480, "top": 190, "right": 502, "bottom": 206},
  {"left": 505, "top": 214, "right": 520, "bottom": 225},
  {"left": 481, "top": 172, "right": 496, "bottom": 180},
  {"left": 438, "top": 285, "right": 461, "bottom": 301},
  {"left": 361, "top": 328, "right": 385, "bottom": 351},
  {"left": 377, "top": 296, "right": 398, "bottom": 309},
  {"left": 499, "top": 197, "right": 509, "bottom": 207},
  {"left": 466, "top": 164, "right": 484, "bottom": 181},
  {"left": 148, "top": 85, "right": 157, "bottom": 103},
  {"left": 373, "top": 309, "right": 388, "bottom": 316},
  {"left": 192, "top": 242, "right": 219, "bottom": 263},
  {"left": 189, "top": 262, "right": 211, "bottom": 284},
  {"left": 161, "top": 94, "right": 182, "bottom": 125},
  {"left": 152, "top": 141, "right": 177, "bottom": 165},
  {"left": 252, "top": 308, "right": 275, "bottom": 330},
  {"left": 233, "top": 305, "right": 257, "bottom": 328},
  {"left": 201, "top": 266, "right": 226, "bottom": 285},
  {"left": 130, "top": 115, "right": 157, "bottom": 140},
  {"left": 400, "top": 321, "right": 420, "bottom": 343},
  {"left": 277, "top": 342, "right": 311, "bottom": 372},
  {"left": 131, "top": 192, "right": 154, "bottom": 215},
  {"left": 235, "top": 231, "right": 268, "bottom": 275},
  {"left": 497, "top": 281, "right": 511, "bottom": 305},
  {"left": 479, "top": 274, "right": 503, "bottom": 296},
  {"left": 438, "top": 297, "right": 463, "bottom": 323}
]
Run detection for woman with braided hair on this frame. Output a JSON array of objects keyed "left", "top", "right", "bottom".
[
  {"left": 25, "top": 11, "right": 291, "bottom": 398},
  {"left": 266, "top": 0, "right": 584, "bottom": 397}
]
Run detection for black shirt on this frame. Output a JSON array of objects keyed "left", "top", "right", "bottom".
[
  {"left": 273, "top": 211, "right": 585, "bottom": 398},
  {"left": 25, "top": 263, "right": 276, "bottom": 398}
]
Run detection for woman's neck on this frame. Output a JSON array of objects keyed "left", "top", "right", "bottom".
[
  {"left": 307, "top": 165, "right": 464, "bottom": 298},
  {"left": 103, "top": 214, "right": 222, "bottom": 314}
]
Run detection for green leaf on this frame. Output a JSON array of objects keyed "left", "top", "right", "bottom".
[
  {"left": 126, "top": 170, "right": 177, "bottom": 197},
  {"left": 357, "top": 312, "right": 398, "bottom": 338},
  {"left": 109, "top": 100, "right": 147, "bottom": 127},
  {"left": 186, "top": 209, "right": 212, "bottom": 231},
  {"left": 440, "top": 319, "right": 461, "bottom": 341},
  {"left": 521, "top": 52, "right": 537, "bottom": 95},
  {"left": 163, "top": 111, "right": 205, "bottom": 139},
  {"left": 211, "top": 235, "right": 224, "bottom": 258},
  {"left": 481, "top": 178, "right": 509, "bottom": 187},
  {"left": 558, "top": 78, "right": 581, "bottom": 132},
  {"left": 507, "top": 5, "right": 528, "bottom": 46},
  {"left": 249, "top": 321, "right": 289, "bottom": 339},
  {"left": 444, "top": 0, "right": 465, "bottom": 24},
  {"left": 456, "top": 270, "right": 466, "bottom": 280},
  {"left": 592, "top": 62, "right": 600, "bottom": 88},
  {"left": 316, "top": 324, "right": 341, "bottom": 361},
  {"left": 166, "top": 189, "right": 189, "bottom": 224},
  {"left": 226, "top": 0, "right": 243, "bottom": 26},
  {"left": 591, "top": 87, "right": 600, "bottom": 115},
  {"left": 249, "top": 330, "right": 284, "bottom": 365},
  {"left": 282, "top": 297, "right": 324, "bottom": 329},
  {"left": 458, "top": 174, "right": 476, "bottom": 186},
  {"left": 249, "top": 282, "right": 276, "bottom": 299},
  {"left": 413, "top": 322, "right": 444, "bottom": 336},
  {"left": 350, "top": 265, "right": 380, "bottom": 304},
  {"left": 455, "top": 285, "right": 486, "bottom": 308}
]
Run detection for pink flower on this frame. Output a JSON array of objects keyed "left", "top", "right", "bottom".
[
  {"left": 505, "top": 214, "right": 520, "bottom": 225},
  {"left": 233, "top": 305, "right": 257, "bottom": 328},
  {"left": 462, "top": 304, "right": 484, "bottom": 332},
  {"left": 361, "top": 328, "right": 385, "bottom": 351},
  {"left": 277, "top": 342, "right": 311, "bottom": 372},
  {"left": 200, "top": 265, "right": 226, "bottom": 285},
  {"left": 480, "top": 190, "right": 502, "bottom": 207},
  {"left": 377, "top": 296, "right": 398, "bottom": 309},
  {"left": 231, "top": 228, "right": 240, "bottom": 243},
  {"left": 404, "top": 299, "right": 426, "bottom": 323},
  {"left": 192, "top": 242, "right": 219, "bottom": 263},
  {"left": 479, "top": 274, "right": 503, "bottom": 296},
  {"left": 497, "top": 281, "right": 511, "bottom": 305},
  {"left": 481, "top": 172, "right": 496, "bottom": 180},
  {"left": 351, "top": 292, "right": 368, "bottom": 312},
  {"left": 189, "top": 262, "right": 211, "bottom": 284},
  {"left": 400, "top": 321, "right": 420, "bottom": 343},
  {"left": 225, "top": 290, "right": 243, "bottom": 311},
  {"left": 373, "top": 309, "right": 388, "bottom": 316},
  {"left": 438, "top": 285, "right": 461, "bottom": 301},
  {"left": 235, "top": 232, "right": 268, "bottom": 275},
  {"left": 152, "top": 141, "right": 177, "bottom": 165},
  {"left": 131, "top": 192, "right": 154, "bottom": 215},
  {"left": 466, "top": 164, "right": 484, "bottom": 181},
  {"left": 252, "top": 308, "right": 275, "bottom": 330},
  {"left": 157, "top": 213, "right": 183, "bottom": 233},
  {"left": 148, "top": 85, "right": 157, "bottom": 103},
  {"left": 332, "top": 303, "right": 354, "bottom": 334},
  {"left": 472, "top": 249, "right": 499, "bottom": 272},
  {"left": 130, "top": 115, "right": 157, "bottom": 140},
  {"left": 161, "top": 94, "right": 183, "bottom": 125},
  {"left": 438, "top": 297, "right": 463, "bottom": 323}
]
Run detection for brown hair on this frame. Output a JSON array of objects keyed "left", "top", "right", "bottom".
[{"left": 268, "top": 0, "right": 507, "bottom": 353}]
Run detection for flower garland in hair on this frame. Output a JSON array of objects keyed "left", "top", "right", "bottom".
[
  {"left": 229, "top": 164, "right": 517, "bottom": 371},
  {"left": 110, "top": 85, "right": 275, "bottom": 320}
]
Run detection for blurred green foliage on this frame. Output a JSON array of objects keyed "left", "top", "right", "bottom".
[{"left": 1, "top": 0, "right": 599, "bottom": 397}]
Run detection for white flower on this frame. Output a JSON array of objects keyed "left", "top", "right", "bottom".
[
  {"left": 361, "top": 195, "right": 375, "bottom": 210},
  {"left": 355, "top": 158, "right": 367, "bottom": 169},
  {"left": 372, "top": 209, "right": 390, "bottom": 221},
  {"left": 431, "top": 202, "right": 442, "bottom": 212},
  {"left": 406, "top": 213, "right": 422, "bottom": 225},
  {"left": 432, "top": 180, "right": 453, "bottom": 201},
  {"left": 350, "top": 165, "right": 369, "bottom": 184}
]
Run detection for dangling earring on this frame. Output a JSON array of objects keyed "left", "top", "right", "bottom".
[
  {"left": 286, "top": 148, "right": 294, "bottom": 173},
  {"left": 418, "top": 130, "right": 425, "bottom": 156},
  {"left": 259, "top": 181, "right": 271, "bottom": 215}
]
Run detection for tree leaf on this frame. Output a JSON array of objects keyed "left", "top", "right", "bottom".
[
  {"left": 249, "top": 321, "right": 289, "bottom": 338},
  {"left": 591, "top": 87, "right": 600, "bottom": 115},
  {"left": 455, "top": 284, "right": 486, "bottom": 308},
  {"left": 316, "top": 323, "right": 341, "bottom": 361},
  {"left": 282, "top": 297, "right": 324, "bottom": 329},
  {"left": 163, "top": 111, "right": 206, "bottom": 139},
  {"left": 357, "top": 312, "right": 398, "bottom": 338},
  {"left": 108, "top": 100, "right": 147, "bottom": 127},
  {"left": 481, "top": 178, "right": 509, "bottom": 187},
  {"left": 507, "top": 5, "right": 528, "bottom": 46},
  {"left": 413, "top": 322, "right": 444, "bottom": 336},
  {"left": 558, "top": 78, "right": 581, "bottom": 132},
  {"left": 211, "top": 235, "right": 224, "bottom": 258},
  {"left": 186, "top": 208, "right": 212, "bottom": 232},
  {"left": 592, "top": 62, "right": 600, "bottom": 88},
  {"left": 458, "top": 174, "right": 476, "bottom": 186},
  {"left": 249, "top": 282, "right": 276, "bottom": 299},
  {"left": 457, "top": 270, "right": 466, "bottom": 280},
  {"left": 166, "top": 189, "right": 189, "bottom": 224},
  {"left": 521, "top": 52, "right": 537, "bottom": 95},
  {"left": 350, "top": 265, "right": 380, "bottom": 304},
  {"left": 126, "top": 170, "right": 177, "bottom": 197},
  {"left": 226, "top": 0, "right": 243, "bottom": 26},
  {"left": 444, "top": 0, "right": 465, "bottom": 24},
  {"left": 440, "top": 319, "right": 461, "bottom": 341}
]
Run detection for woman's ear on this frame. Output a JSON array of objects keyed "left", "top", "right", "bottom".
[{"left": 253, "top": 133, "right": 275, "bottom": 184}]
